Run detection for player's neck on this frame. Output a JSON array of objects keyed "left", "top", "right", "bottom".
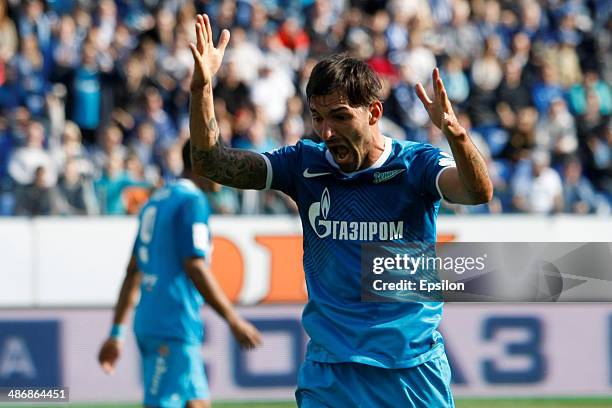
[{"left": 360, "top": 131, "right": 386, "bottom": 170}]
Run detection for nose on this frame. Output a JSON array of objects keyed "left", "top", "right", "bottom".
[{"left": 319, "top": 121, "right": 334, "bottom": 141}]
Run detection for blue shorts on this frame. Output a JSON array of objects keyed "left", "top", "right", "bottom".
[
  {"left": 296, "top": 354, "right": 454, "bottom": 408},
  {"left": 136, "top": 337, "right": 209, "bottom": 408}
]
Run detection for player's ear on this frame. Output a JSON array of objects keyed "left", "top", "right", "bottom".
[{"left": 368, "top": 100, "right": 383, "bottom": 126}]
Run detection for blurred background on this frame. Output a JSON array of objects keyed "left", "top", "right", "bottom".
[{"left": 0, "top": 0, "right": 611, "bottom": 406}]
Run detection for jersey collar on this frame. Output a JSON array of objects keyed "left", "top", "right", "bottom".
[
  {"left": 324, "top": 136, "right": 393, "bottom": 177},
  {"left": 177, "top": 178, "right": 198, "bottom": 191}
]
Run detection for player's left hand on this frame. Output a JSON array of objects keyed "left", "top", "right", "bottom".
[
  {"left": 415, "top": 68, "right": 466, "bottom": 140},
  {"left": 98, "top": 338, "right": 122, "bottom": 374},
  {"left": 229, "top": 317, "right": 263, "bottom": 350}
]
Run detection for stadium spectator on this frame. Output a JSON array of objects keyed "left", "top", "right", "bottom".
[
  {"left": 213, "top": 59, "right": 251, "bottom": 115},
  {"left": 68, "top": 42, "right": 103, "bottom": 144},
  {"left": 469, "top": 35, "right": 504, "bottom": 127},
  {"left": 13, "top": 165, "right": 55, "bottom": 216},
  {"left": 562, "top": 156, "right": 607, "bottom": 214},
  {"left": 50, "top": 15, "right": 80, "bottom": 86},
  {"left": 536, "top": 97, "right": 578, "bottom": 164},
  {"left": 12, "top": 35, "right": 49, "bottom": 118},
  {"left": 94, "top": 151, "right": 148, "bottom": 215},
  {"left": 496, "top": 58, "right": 532, "bottom": 130},
  {"left": 0, "top": 0, "right": 17, "bottom": 66},
  {"left": 8, "top": 120, "right": 57, "bottom": 189},
  {"left": 91, "top": 124, "right": 127, "bottom": 176},
  {"left": 53, "top": 157, "right": 98, "bottom": 215},
  {"left": 532, "top": 64, "right": 564, "bottom": 115},
  {"left": 512, "top": 150, "right": 564, "bottom": 214},
  {"left": 137, "top": 87, "right": 178, "bottom": 151},
  {"left": 567, "top": 69, "right": 612, "bottom": 116},
  {"left": 17, "top": 0, "right": 52, "bottom": 55},
  {"left": 440, "top": 55, "right": 469, "bottom": 106}
]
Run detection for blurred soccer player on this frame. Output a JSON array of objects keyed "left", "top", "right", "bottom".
[
  {"left": 188, "top": 14, "right": 492, "bottom": 408},
  {"left": 98, "top": 143, "right": 262, "bottom": 408}
]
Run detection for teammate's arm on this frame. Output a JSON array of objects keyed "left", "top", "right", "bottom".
[
  {"left": 98, "top": 254, "right": 141, "bottom": 374},
  {"left": 416, "top": 68, "right": 493, "bottom": 205},
  {"left": 184, "top": 257, "right": 262, "bottom": 349},
  {"left": 189, "top": 14, "right": 267, "bottom": 190}
]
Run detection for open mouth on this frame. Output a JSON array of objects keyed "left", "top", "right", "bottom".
[{"left": 329, "top": 145, "right": 350, "bottom": 161}]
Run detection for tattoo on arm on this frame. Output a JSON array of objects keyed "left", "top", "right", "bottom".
[{"left": 191, "top": 143, "right": 267, "bottom": 190}]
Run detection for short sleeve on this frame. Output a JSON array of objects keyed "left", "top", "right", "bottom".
[
  {"left": 415, "top": 145, "right": 456, "bottom": 200},
  {"left": 261, "top": 142, "right": 302, "bottom": 197},
  {"left": 177, "top": 194, "right": 211, "bottom": 261}
]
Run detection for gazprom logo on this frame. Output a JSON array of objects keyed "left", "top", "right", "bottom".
[
  {"left": 308, "top": 188, "right": 332, "bottom": 238},
  {"left": 321, "top": 188, "right": 330, "bottom": 219},
  {"left": 308, "top": 188, "right": 403, "bottom": 241}
]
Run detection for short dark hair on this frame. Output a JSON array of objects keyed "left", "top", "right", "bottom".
[{"left": 306, "top": 54, "right": 382, "bottom": 108}]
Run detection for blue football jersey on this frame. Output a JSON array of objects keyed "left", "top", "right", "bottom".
[
  {"left": 133, "top": 179, "right": 212, "bottom": 344},
  {"left": 262, "top": 136, "right": 456, "bottom": 368}
]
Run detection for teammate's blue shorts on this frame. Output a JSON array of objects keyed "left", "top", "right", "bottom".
[
  {"left": 296, "top": 353, "right": 454, "bottom": 408},
  {"left": 136, "top": 336, "right": 209, "bottom": 408}
]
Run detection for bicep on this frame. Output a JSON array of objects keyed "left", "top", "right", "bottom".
[
  {"left": 191, "top": 144, "right": 267, "bottom": 190},
  {"left": 437, "top": 166, "right": 475, "bottom": 205}
]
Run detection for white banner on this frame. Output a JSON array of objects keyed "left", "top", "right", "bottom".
[{"left": 1, "top": 216, "right": 611, "bottom": 307}]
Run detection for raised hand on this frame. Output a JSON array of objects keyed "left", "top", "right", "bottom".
[
  {"left": 189, "top": 14, "right": 230, "bottom": 90},
  {"left": 415, "top": 68, "right": 466, "bottom": 139}
]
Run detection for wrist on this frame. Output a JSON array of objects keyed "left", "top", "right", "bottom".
[
  {"left": 444, "top": 128, "right": 468, "bottom": 144},
  {"left": 190, "top": 83, "right": 213, "bottom": 95},
  {"left": 226, "top": 311, "right": 241, "bottom": 327},
  {"left": 109, "top": 324, "right": 125, "bottom": 341}
]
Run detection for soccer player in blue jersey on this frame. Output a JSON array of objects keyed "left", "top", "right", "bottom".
[
  {"left": 98, "top": 143, "right": 262, "bottom": 408},
  {"left": 188, "top": 14, "right": 492, "bottom": 407}
]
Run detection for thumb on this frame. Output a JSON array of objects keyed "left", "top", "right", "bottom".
[
  {"left": 189, "top": 43, "right": 201, "bottom": 62},
  {"left": 218, "top": 29, "right": 231, "bottom": 52}
]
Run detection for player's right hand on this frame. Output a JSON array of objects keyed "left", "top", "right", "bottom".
[
  {"left": 98, "top": 338, "right": 122, "bottom": 375},
  {"left": 189, "top": 14, "right": 230, "bottom": 90},
  {"left": 229, "top": 318, "right": 263, "bottom": 350}
]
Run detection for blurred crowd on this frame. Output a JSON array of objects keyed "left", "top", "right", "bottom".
[{"left": 0, "top": 0, "right": 610, "bottom": 216}]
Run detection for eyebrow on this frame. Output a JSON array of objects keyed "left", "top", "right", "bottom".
[{"left": 309, "top": 106, "right": 351, "bottom": 115}]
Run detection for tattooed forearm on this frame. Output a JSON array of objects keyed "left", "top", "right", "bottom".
[
  {"left": 189, "top": 85, "right": 267, "bottom": 190},
  {"left": 208, "top": 118, "right": 218, "bottom": 141},
  {"left": 191, "top": 143, "right": 267, "bottom": 190}
]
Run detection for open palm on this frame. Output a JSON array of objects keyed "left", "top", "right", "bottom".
[
  {"left": 189, "top": 14, "right": 230, "bottom": 90},
  {"left": 415, "top": 68, "right": 465, "bottom": 139}
]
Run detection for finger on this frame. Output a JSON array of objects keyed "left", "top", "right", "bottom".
[
  {"left": 433, "top": 67, "right": 441, "bottom": 101},
  {"left": 197, "top": 15, "right": 207, "bottom": 44},
  {"left": 415, "top": 83, "right": 432, "bottom": 107},
  {"left": 196, "top": 23, "right": 206, "bottom": 52},
  {"left": 194, "top": 17, "right": 202, "bottom": 47},
  {"left": 204, "top": 14, "right": 213, "bottom": 45},
  {"left": 436, "top": 77, "right": 453, "bottom": 113},
  {"left": 217, "top": 29, "right": 230, "bottom": 52},
  {"left": 189, "top": 43, "right": 202, "bottom": 62}
]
